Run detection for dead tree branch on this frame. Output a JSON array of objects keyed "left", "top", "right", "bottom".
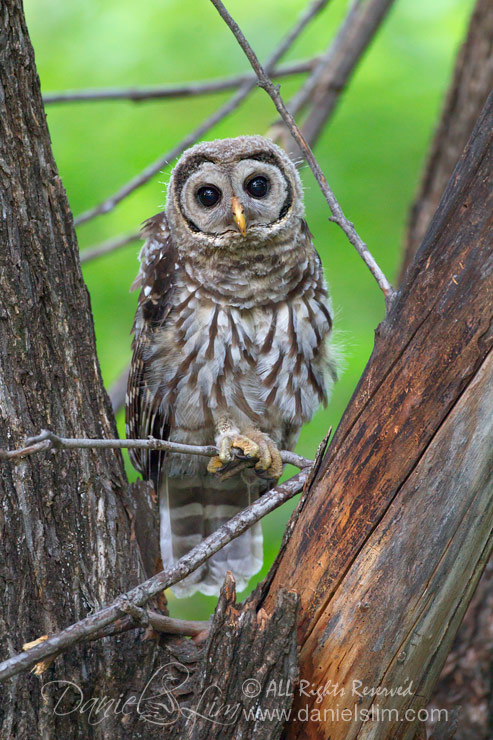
[
  {"left": 0, "top": 429, "right": 312, "bottom": 469},
  {"left": 209, "top": 0, "right": 395, "bottom": 304},
  {"left": 93, "top": 607, "right": 210, "bottom": 639},
  {"left": 74, "top": 0, "right": 331, "bottom": 227},
  {"left": 0, "top": 467, "right": 310, "bottom": 682},
  {"left": 43, "top": 57, "right": 320, "bottom": 104}
]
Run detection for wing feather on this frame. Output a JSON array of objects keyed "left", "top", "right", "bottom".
[{"left": 125, "top": 212, "right": 177, "bottom": 488}]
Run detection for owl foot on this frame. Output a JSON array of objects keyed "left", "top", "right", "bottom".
[
  {"left": 207, "top": 434, "right": 260, "bottom": 477},
  {"left": 246, "top": 429, "right": 283, "bottom": 481},
  {"left": 207, "top": 430, "right": 282, "bottom": 481}
]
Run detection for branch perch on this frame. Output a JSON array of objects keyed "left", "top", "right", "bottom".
[
  {"left": 209, "top": 0, "right": 395, "bottom": 305},
  {"left": 0, "top": 429, "right": 312, "bottom": 469}
]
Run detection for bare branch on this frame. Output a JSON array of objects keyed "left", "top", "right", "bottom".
[
  {"left": 0, "top": 429, "right": 313, "bottom": 469},
  {"left": 88, "top": 609, "right": 210, "bottom": 643},
  {"left": 73, "top": 0, "right": 331, "bottom": 227},
  {"left": 302, "top": 0, "right": 394, "bottom": 147},
  {"left": 209, "top": 0, "right": 395, "bottom": 306},
  {"left": 80, "top": 231, "right": 139, "bottom": 264},
  {"left": 43, "top": 57, "right": 320, "bottom": 104},
  {"left": 0, "top": 466, "right": 310, "bottom": 682}
]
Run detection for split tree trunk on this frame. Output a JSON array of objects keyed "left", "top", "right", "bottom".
[
  {"left": 258, "top": 93, "right": 492, "bottom": 739},
  {"left": 401, "top": 5, "right": 493, "bottom": 737}
]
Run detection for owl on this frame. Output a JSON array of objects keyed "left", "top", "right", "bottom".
[{"left": 125, "top": 135, "right": 337, "bottom": 597}]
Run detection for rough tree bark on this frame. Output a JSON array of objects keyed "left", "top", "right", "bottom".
[{"left": 0, "top": 2, "right": 169, "bottom": 738}]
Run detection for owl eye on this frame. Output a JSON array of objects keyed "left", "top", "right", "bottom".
[
  {"left": 245, "top": 175, "right": 270, "bottom": 199},
  {"left": 196, "top": 185, "right": 221, "bottom": 208}
]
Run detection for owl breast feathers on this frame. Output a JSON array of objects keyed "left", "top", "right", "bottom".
[{"left": 125, "top": 135, "right": 337, "bottom": 597}]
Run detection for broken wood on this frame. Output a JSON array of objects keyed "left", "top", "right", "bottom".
[{"left": 257, "top": 93, "right": 493, "bottom": 739}]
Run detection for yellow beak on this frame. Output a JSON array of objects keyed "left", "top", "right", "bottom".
[{"left": 232, "top": 196, "right": 247, "bottom": 237}]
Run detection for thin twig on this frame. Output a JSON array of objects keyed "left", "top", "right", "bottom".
[
  {"left": 0, "top": 467, "right": 310, "bottom": 682},
  {"left": 76, "top": 0, "right": 395, "bottom": 272},
  {"left": 80, "top": 232, "right": 140, "bottom": 264},
  {"left": 88, "top": 610, "right": 211, "bottom": 641},
  {"left": 209, "top": 0, "right": 395, "bottom": 306},
  {"left": 79, "top": 0, "right": 393, "bottom": 271},
  {"left": 43, "top": 57, "right": 320, "bottom": 104},
  {"left": 0, "top": 429, "right": 313, "bottom": 470},
  {"left": 74, "top": 0, "right": 331, "bottom": 227}
]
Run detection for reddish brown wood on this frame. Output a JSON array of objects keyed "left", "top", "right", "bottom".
[
  {"left": 258, "top": 94, "right": 493, "bottom": 739},
  {"left": 400, "top": 6, "right": 493, "bottom": 735}
]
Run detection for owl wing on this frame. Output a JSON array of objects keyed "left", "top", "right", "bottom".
[{"left": 125, "top": 211, "right": 177, "bottom": 488}]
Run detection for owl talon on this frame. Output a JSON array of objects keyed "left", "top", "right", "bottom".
[
  {"left": 207, "top": 456, "right": 227, "bottom": 475},
  {"left": 253, "top": 434, "right": 283, "bottom": 481},
  {"left": 208, "top": 434, "right": 260, "bottom": 477},
  {"left": 242, "top": 428, "right": 283, "bottom": 481},
  {"left": 231, "top": 435, "right": 260, "bottom": 460},
  {"left": 208, "top": 430, "right": 282, "bottom": 481}
]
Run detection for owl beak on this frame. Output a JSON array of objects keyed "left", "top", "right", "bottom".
[{"left": 231, "top": 196, "right": 247, "bottom": 237}]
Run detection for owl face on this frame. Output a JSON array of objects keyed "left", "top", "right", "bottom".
[{"left": 166, "top": 136, "right": 304, "bottom": 250}]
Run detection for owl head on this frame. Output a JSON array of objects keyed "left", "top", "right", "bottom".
[{"left": 165, "top": 135, "right": 304, "bottom": 251}]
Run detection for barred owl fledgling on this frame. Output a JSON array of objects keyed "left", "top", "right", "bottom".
[{"left": 126, "top": 135, "right": 337, "bottom": 597}]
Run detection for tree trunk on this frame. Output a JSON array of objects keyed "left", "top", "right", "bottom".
[
  {"left": 257, "top": 93, "right": 492, "bottom": 738},
  {"left": 0, "top": 2, "right": 164, "bottom": 737},
  {"left": 400, "top": 5, "right": 493, "bottom": 736}
]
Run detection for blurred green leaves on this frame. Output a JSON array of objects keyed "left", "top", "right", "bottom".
[{"left": 25, "top": 0, "right": 473, "bottom": 619}]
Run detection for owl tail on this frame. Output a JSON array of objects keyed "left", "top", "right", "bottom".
[{"left": 160, "top": 473, "right": 264, "bottom": 597}]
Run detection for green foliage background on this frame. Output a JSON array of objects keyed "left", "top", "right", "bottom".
[{"left": 25, "top": 0, "right": 473, "bottom": 619}]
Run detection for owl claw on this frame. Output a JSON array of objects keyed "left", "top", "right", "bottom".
[
  {"left": 207, "top": 434, "right": 260, "bottom": 477},
  {"left": 207, "top": 430, "right": 282, "bottom": 481},
  {"left": 252, "top": 433, "right": 283, "bottom": 481},
  {"left": 207, "top": 456, "right": 227, "bottom": 475},
  {"left": 231, "top": 435, "right": 261, "bottom": 461}
]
